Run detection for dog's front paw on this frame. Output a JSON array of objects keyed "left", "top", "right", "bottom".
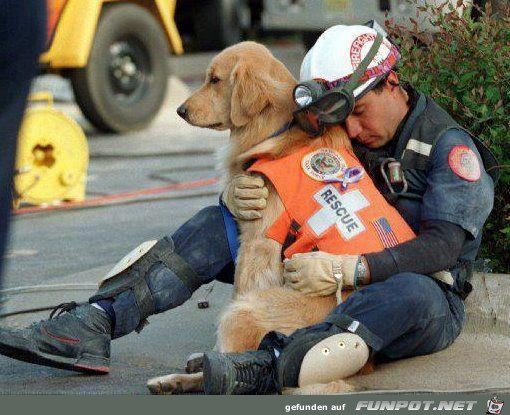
[
  {"left": 147, "top": 372, "right": 204, "bottom": 394},
  {"left": 147, "top": 374, "right": 184, "bottom": 395}
]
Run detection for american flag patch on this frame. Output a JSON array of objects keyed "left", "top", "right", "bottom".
[{"left": 372, "top": 217, "right": 399, "bottom": 248}]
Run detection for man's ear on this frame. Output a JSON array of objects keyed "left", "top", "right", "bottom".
[
  {"left": 386, "top": 71, "right": 400, "bottom": 89},
  {"left": 230, "top": 62, "right": 271, "bottom": 127}
]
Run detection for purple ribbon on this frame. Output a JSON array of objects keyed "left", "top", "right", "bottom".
[{"left": 325, "top": 166, "right": 364, "bottom": 191}]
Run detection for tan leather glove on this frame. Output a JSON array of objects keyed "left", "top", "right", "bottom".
[
  {"left": 283, "top": 252, "right": 369, "bottom": 300},
  {"left": 221, "top": 173, "right": 269, "bottom": 221}
]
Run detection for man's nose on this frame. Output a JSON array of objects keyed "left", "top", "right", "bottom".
[
  {"left": 344, "top": 116, "right": 362, "bottom": 140},
  {"left": 177, "top": 104, "right": 188, "bottom": 119}
]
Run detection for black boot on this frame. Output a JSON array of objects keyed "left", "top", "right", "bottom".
[
  {"left": 203, "top": 350, "right": 278, "bottom": 395},
  {"left": 0, "top": 302, "right": 111, "bottom": 374}
]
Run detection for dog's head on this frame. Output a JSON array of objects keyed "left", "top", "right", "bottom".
[{"left": 177, "top": 42, "right": 296, "bottom": 131}]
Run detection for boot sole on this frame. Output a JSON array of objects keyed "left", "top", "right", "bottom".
[{"left": 0, "top": 342, "right": 109, "bottom": 374}]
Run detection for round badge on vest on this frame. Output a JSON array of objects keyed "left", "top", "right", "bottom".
[
  {"left": 448, "top": 145, "right": 481, "bottom": 182},
  {"left": 302, "top": 148, "right": 347, "bottom": 181}
]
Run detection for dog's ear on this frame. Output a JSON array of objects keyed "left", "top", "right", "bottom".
[{"left": 230, "top": 61, "right": 272, "bottom": 127}]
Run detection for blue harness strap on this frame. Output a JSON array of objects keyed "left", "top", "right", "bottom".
[
  {"left": 268, "top": 120, "right": 294, "bottom": 139},
  {"left": 219, "top": 202, "right": 240, "bottom": 263}
]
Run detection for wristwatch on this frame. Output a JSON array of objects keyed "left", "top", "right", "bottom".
[{"left": 353, "top": 256, "right": 368, "bottom": 290}]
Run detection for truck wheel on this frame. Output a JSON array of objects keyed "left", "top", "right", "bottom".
[
  {"left": 194, "top": 0, "right": 242, "bottom": 51},
  {"left": 70, "top": 4, "right": 168, "bottom": 133}
]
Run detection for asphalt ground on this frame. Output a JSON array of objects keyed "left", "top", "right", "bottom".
[{"left": 0, "top": 43, "right": 305, "bottom": 394}]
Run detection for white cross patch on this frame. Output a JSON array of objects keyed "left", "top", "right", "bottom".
[{"left": 307, "top": 184, "right": 369, "bottom": 240}]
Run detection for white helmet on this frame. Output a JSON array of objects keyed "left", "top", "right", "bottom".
[{"left": 300, "top": 24, "right": 400, "bottom": 99}]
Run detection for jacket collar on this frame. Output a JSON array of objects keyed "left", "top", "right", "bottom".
[{"left": 392, "top": 85, "right": 427, "bottom": 158}]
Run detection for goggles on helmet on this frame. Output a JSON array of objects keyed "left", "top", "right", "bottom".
[{"left": 293, "top": 32, "right": 385, "bottom": 137}]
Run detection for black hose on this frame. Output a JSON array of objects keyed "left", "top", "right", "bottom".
[{"left": 0, "top": 283, "right": 97, "bottom": 319}]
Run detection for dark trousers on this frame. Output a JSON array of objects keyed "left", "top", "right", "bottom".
[
  {"left": 0, "top": 1, "right": 46, "bottom": 284},
  {"left": 110, "top": 206, "right": 465, "bottom": 359},
  {"left": 284, "top": 272, "right": 465, "bottom": 359}
]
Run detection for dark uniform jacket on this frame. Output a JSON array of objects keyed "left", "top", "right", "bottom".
[{"left": 354, "top": 86, "right": 495, "bottom": 297}]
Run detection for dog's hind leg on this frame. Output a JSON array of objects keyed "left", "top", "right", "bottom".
[
  {"left": 217, "top": 288, "right": 338, "bottom": 353},
  {"left": 216, "top": 300, "right": 267, "bottom": 353},
  {"left": 147, "top": 372, "right": 204, "bottom": 394}
]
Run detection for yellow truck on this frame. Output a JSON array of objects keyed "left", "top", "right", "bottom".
[{"left": 42, "top": 0, "right": 183, "bottom": 133}]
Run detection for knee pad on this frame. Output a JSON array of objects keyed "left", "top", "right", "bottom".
[
  {"left": 298, "top": 333, "right": 369, "bottom": 387},
  {"left": 89, "top": 237, "right": 201, "bottom": 331},
  {"left": 276, "top": 314, "right": 379, "bottom": 389}
]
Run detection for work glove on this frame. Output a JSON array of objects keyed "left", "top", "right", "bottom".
[
  {"left": 283, "top": 252, "right": 369, "bottom": 301},
  {"left": 221, "top": 173, "right": 269, "bottom": 221}
]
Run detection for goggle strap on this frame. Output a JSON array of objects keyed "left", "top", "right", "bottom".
[
  {"left": 344, "top": 33, "right": 384, "bottom": 94},
  {"left": 323, "top": 34, "right": 383, "bottom": 116}
]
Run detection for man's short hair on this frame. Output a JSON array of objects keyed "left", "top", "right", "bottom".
[{"left": 371, "top": 73, "right": 390, "bottom": 94}]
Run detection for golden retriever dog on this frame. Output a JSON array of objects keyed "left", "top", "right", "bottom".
[{"left": 147, "top": 41, "right": 370, "bottom": 395}]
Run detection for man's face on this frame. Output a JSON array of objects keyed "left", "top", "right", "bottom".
[{"left": 343, "top": 77, "right": 408, "bottom": 149}]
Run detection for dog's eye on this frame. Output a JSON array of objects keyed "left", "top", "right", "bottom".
[{"left": 210, "top": 76, "right": 220, "bottom": 84}]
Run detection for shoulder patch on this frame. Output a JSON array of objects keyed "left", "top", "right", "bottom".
[
  {"left": 302, "top": 148, "right": 347, "bottom": 181},
  {"left": 448, "top": 145, "right": 481, "bottom": 182}
]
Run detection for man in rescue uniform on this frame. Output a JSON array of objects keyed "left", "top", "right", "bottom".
[
  {"left": 0, "top": 24, "right": 496, "bottom": 393},
  {"left": 197, "top": 24, "right": 496, "bottom": 394}
]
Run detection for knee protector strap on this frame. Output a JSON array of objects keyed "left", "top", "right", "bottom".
[
  {"left": 90, "top": 237, "right": 201, "bottom": 326},
  {"left": 276, "top": 331, "right": 335, "bottom": 389},
  {"left": 324, "top": 313, "right": 384, "bottom": 351}
]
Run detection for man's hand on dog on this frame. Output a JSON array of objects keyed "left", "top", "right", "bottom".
[
  {"left": 222, "top": 173, "right": 269, "bottom": 220},
  {"left": 283, "top": 252, "right": 370, "bottom": 297}
]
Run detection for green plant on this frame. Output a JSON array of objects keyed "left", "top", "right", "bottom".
[{"left": 386, "top": 1, "right": 510, "bottom": 272}]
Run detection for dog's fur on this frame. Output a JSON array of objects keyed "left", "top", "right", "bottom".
[{"left": 147, "top": 42, "right": 371, "bottom": 395}]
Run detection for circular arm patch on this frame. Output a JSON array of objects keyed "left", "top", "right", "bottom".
[{"left": 448, "top": 145, "right": 481, "bottom": 182}]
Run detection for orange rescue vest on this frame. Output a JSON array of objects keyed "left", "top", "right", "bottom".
[{"left": 249, "top": 145, "right": 415, "bottom": 258}]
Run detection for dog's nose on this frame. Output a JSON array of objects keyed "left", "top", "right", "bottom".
[{"left": 177, "top": 104, "right": 188, "bottom": 119}]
